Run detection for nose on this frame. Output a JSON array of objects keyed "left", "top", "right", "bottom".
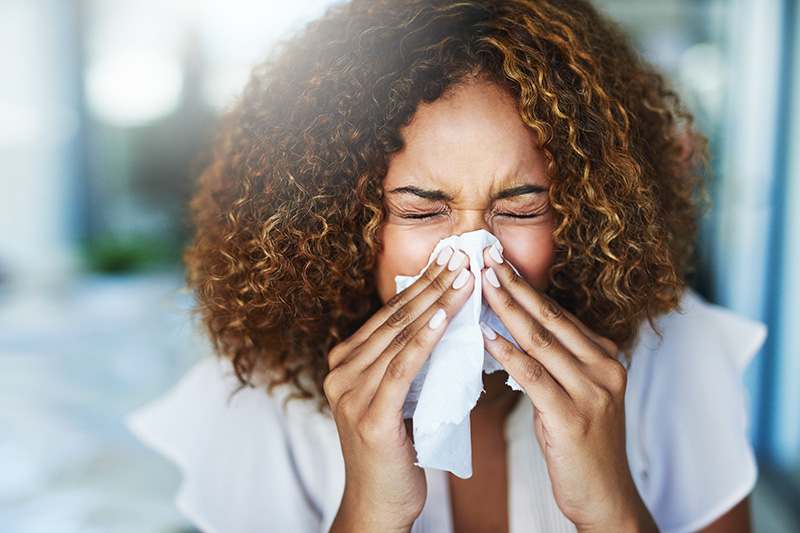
[{"left": 449, "top": 208, "right": 492, "bottom": 237}]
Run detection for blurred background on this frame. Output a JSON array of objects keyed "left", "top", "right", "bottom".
[{"left": 0, "top": 0, "right": 798, "bottom": 531}]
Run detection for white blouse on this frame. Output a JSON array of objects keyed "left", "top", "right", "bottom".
[{"left": 128, "top": 291, "right": 765, "bottom": 533}]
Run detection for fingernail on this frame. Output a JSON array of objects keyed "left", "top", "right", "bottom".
[
  {"left": 480, "top": 321, "right": 497, "bottom": 340},
  {"left": 489, "top": 244, "right": 503, "bottom": 264},
  {"left": 429, "top": 308, "right": 447, "bottom": 329},
  {"left": 485, "top": 267, "right": 500, "bottom": 288},
  {"left": 452, "top": 268, "right": 471, "bottom": 289},
  {"left": 447, "top": 250, "right": 467, "bottom": 271},
  {"left": 436, "top": 247, "right": 454, "bottom": 266}
]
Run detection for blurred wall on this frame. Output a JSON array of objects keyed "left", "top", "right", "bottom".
[
  {"left": 1, "top": 0, "right": 799, "bottom": 530},
  {"left": 0, "top": 0, "right": 82, "bottom": 288}
]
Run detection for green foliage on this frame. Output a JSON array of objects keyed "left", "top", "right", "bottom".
[{"left": 83, "top": 235, "right": 182, "bottom": 274}]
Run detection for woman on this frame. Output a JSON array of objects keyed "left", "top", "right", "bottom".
[{"left": 130, "top": 0, "right": 765, "bottom": 531}]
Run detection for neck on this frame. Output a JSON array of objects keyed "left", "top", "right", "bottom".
[{"left": 473, "top": 371, "right": 521, "bottom": 420}]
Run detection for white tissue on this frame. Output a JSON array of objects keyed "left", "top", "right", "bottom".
[{"left": 396, "top": 229, "right": 520, "bottom": 479}]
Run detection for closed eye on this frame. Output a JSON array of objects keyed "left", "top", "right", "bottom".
[
  {"left": 400, "top": 211, "right": 542, "bottom": 219},
  {"left": 496, "top": 212, "right": 542, "bottom": 219},
  {"left": 399, "top": 211, "right": 447, "bottom": 219}
]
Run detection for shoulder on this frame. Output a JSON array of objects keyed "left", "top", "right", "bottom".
[
  {"left": 631, "top": 290, "right": 766, "bottom": 374},
  {"left": 127, "top": 357, "right": 343, "bottom": 533},
  {"left": 624, "top": 290, "right": 766, "bottom": 533}
]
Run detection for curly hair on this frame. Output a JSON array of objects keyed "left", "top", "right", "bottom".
[{"left": 186, "top": 0, "right": 706, "bottom": 402}]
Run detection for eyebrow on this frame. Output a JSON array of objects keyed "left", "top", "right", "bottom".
[
  {"left": 387, "top": 183, "right": 548, "bottom": 201},
  {"left": 494, "top": 184, "right": 549, "bottom": 200}
]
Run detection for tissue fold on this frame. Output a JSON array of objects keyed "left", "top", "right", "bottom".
[{"left": 396, "top": 229, "right": 520, "bottom": 479}]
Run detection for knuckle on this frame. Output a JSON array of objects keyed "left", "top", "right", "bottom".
[
  {"left": 405, "top": 328, "right": 429, "bottom": 351},
  {"left": 590, "top": 384, "right": 615, "bottom": 408},
  {"left": 520, "top": 358, "right": 546, "bottom": 384},
  {"left": 357, "top": 415, "right": 381, "bottom": 443},
  {"left": 420, "top": 264, "right": 439, "bottom": 284},
  {"left": 602, "top": 338, "right": 620, "bottom": 357},
  {"left": 327, "top": 343, "right": 348, "bottom": 369},
  {"left": 385, "top": 291, "right": 405, "bottom": 309},
  {"left": 336, "top": 389, "right": 359, "bottom": 418},
  {"left": 581, "top": 379, "right": 617, "bottom": 417},
  {"left": 604, "top": 359, "right": 628, "bottom": 391},
  {"left": 326, "top": 348, "right": 340, "bottom": 370},
  {"left": 428, "top": 272, "right": 449, "bottom": 293},
  {"left": 505, "top": 267, "right": 523, "bottom": 288},
  {"left": 502, "top": 294, "right": 519, "bottom": 313},
  {"left": 358, "top": 411, "right": 394, "bottom": 445},
  {"left": 498, "top": 340, "right": 518, "bottom": 361},
  {"left": 433, "top": 289, "right": 457, "bottom": 312},
  {"left": 389, "top": 324, "right": 416, "bottom": 351},
  {"left": 384, "top": 355, "right": 408, "bottom": 382},
  {"left": 539, "top": 295, "right": 565, "bottom": 323},
  {"left": 529, "top": 321, "right": 556, "bottom": 349},
  {"left": 386, "top": 306, "right": 413, "bottom": 329},
  {"left": 323, "top": 368, "right": 349, "bottom": 403},
  {"left": 322, "top": 370, "right": 339, "bottom": 399}
]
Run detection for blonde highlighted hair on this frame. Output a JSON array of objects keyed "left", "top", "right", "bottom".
[{"left": 187, "top": 0, "right": 705, "bottom": 402}]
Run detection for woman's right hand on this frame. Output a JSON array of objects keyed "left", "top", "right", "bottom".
[{"left": 325, "top": 247, "right": 474, "bottom": 533}]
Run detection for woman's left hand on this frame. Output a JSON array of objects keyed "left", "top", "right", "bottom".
[{"left": 479, "top": 246, "right": 658, "bottom": 532}]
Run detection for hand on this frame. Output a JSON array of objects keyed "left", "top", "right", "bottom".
[
  {"left": 325, "top": 248, "right": 474, "bottom": 533},
  {"left": 479, "top": 245, "right": 657, "bottom": 532}
]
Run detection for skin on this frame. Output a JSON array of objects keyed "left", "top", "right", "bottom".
[
  {"left": 326, "top": 79, "right": 751, "bottom": 532},
  {"left": 373, "top": 80, "right": 556, "bottom": 301}
]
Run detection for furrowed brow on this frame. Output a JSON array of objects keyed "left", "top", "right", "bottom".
[{"left": 386, "top": 186, "right": 453, "bottom": 202}]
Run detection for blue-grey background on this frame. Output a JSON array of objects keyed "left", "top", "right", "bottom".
[{"left": 1, "top": 0, "right": 798, "bottom": 531}]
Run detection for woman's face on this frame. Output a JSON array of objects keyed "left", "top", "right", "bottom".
[{"left": 375, "top": 79, "right": 557, "bottom": 303}]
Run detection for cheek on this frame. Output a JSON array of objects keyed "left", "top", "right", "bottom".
[
  {"left": 374, "top": 223, "right": 443, "bottom": 303},
  {"left": 495, "top": 226, "right": 556, "bottom": 292},
  {"left": 374, "top": 222, "right": 557, "bottom": 302}
]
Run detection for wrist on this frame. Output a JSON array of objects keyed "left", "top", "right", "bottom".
[
  {"left": 330, "top": 486, "right": 421, "bottom": 533},
  {"left": 576, "top": 488, "right": 658, "bottom": 533}
]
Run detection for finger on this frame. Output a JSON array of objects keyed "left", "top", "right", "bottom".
[
  {"left": 349, "top": 250, "right": 470, "bottom": 367},
  {"left": 479, "top": 321, "right": 571, "bottom": 418},
  {"left": 483, "top": 245, "right": 614, "bottom": 362},
  {"left": 481, "top": 266, "right": 589, "bottom": 393},
  {"left": 559, "top": 306, "right": 619, "bottom": 357},
  {"left": 329, "top": 247, "right": 460, "bottom": 369},
  {"left": 354, "top": 246, "right": 457, "bottom": 340},
  {"left": 369, "top": 304, "right": 458, "bottom": 418},
  {"left": 323, "top": 254, "right": 468, "bottom": 408},
  {"left": 363, "top": 266, "right": 475, "bottom": 393}
]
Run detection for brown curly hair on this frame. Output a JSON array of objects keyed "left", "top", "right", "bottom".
[{"left": 186, "top": 0, "right": 706, "bottom": 402}]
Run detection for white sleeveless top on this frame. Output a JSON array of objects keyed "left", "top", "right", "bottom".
[{"left": 128, "top": 291, "right": 765, "bottom": 533}]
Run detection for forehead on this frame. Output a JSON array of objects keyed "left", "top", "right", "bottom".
[{"left": 384, "top": 79, "right": 549, "bottom": 195}]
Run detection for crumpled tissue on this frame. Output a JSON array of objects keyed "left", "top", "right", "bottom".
[{"left": 396, "top": 229, "right": 521, "bottom": 479}]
